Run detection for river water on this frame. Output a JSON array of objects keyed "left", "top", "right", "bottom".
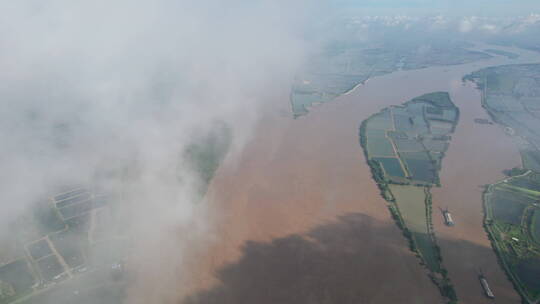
[{"left": 188, "top": 45, "right": 540, "bottom": 304}]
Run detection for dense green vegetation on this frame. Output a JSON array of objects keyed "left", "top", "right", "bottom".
[{"left": 359, "top": 92, "right": 459, "bottom": 303}]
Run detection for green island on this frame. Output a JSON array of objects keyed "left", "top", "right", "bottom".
[
  {"left": 466, "top": 64, "right": 540, "bottom": 303},
  {"left": 359, "top": 92, "right": 460, "bottom": 303},
  {"left": 0, "top": 125, "right": 231, "bottom": 304},
  {"left": 291, "top": 40, "right": 490, "bottom": 118}
]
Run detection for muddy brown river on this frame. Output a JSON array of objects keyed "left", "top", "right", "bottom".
[{"left": 187, "top": 45, "right": 540, "bottom": 304}]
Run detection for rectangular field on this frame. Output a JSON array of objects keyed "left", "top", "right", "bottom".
[
  {"left": 403, "top": 158, "right": 436, "bottom": 183},
  {"left": 0, "top": 260, "right": 35, "bottom": 294},
  {"left": 36, "top": 255, "right": 65, "bottom": 282},
  {"left": 389, "top": 185, "right": 439, "bottom": 271},
  {"left": 367, "top": 137, "right": 396, "bottom": 157},
  {"left": 489, "top": 189, "right": 528, "bottom": 225},
  {"left": 373, "top": 157, "right": 406, "bottom": 178},
  {"left": 49, "top": 230, "right": 85, "bottom": 269},
  {"left": 27, "top": 239, "right": 53, "bottom": 260}
]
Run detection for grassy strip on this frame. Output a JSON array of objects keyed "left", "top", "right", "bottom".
[
  {"left": 359, "top": 119, "right": 396, "bottom": 202},
  {"left": 424, "top": 187, "right": 457, "bottom": 303}
]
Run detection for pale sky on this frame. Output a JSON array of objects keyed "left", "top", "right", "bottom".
[{"left": 337, "top": 0, "right": 540, "bottom": 16}]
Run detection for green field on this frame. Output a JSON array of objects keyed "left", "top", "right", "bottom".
[
  {"left": 373, "top": 157, "right": 406, "bottom": 178},
  {"left": 404, "top": 158, "right": 437, "bottom": 184},
  {"left": 522, "top": 149, "right": 540, "bottom": 172},
  {"left": 490, "top": 191, "right": 527, "bottom": 225},
  {"left": 0, "top": 260, "right": 35, "bottom": 296},
  {"left": 367, "top": 137, "right": 396, "bottom": 157},
  {"left": 389, "top": 185, "right": 439, "bottom": 271},
  {"left": 531, "top": 209, "right": 540, "bottom": 244}
]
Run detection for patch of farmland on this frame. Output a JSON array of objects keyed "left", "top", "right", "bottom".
[
  {"left": 27, "top": 239, "right": 53, "bottom": 260},
  {"left": 422, "top": 138, "right": 448, "bottom": 153},
  {"left": 410, "top": 118, "right": 429, "bottom": 134},
  {"left": 390, "top": 185, "right": 439, "bottom": 271},
  {"left": 531, "top": 209, "right": 540, "bottom": 244},
  {"left": 486, "top": 73, "right": 516, "bottom": 93},
  {"left": 404, "top": 102, "right": 424, "bottom": 115},
  {"left": 414, "top": 232, "right": 440, "bottom": 272},
  {"left": 54, "top": 188, "right": 86, "bottom": 202},
  {"left": 489, "top": 190, "right": 527, "bottom": 225},
  {"left": 399, "top": 151, "right": 432, "bottom": 161},
  {"left": 486, "top": 96, "right": 524, "bottom": 112},
  {"left": 393, "top": 114, "right": 414, "bottom": 132},
  {"left": 373, "top": 157, "right": 405, "bottom": 178},
  {"left": 493, "top": 187, "right": 536, "bottom": 204},
  {"left": 411, "top": 91, "right": 455, "bottom": 108},
  {"left": 366, "top": 129, "right": 387, "bottom": 138},
  {"left": 58, "top": 201, "right": 92, "bottom": 219},
  {"left": 521, "top": 149, "right": 540, "bottom": 172},
  {"left": 49, "top": 230, "right": 85, "bottom": 269},
  {"left": 55, "top": 192, "right": 91, "bottom": 209},
  {"left": 391, "top": 107, "right": 409, "bottom": 116},
  {"left": 515, "top": 258, "right": 540, "bottom": 296},
  {"left": 367, "top": 137, "right": 396, "bottom": 157},
  {"left": 499, "top": 184, "right": 540, "bottom": 200},
  {"left": 36, "top": 255, "right": 65, "bottom": 282},
  {"left": 389, "top": 185, "right": 427, "bottom": 232},
  {"left": 430, "top": 127, "right": 453, "bottom": 136},
  {"left": 403, "top": 158, "right": 436, "bottom": 183},
  {"left": 290, "top": 93, "right": 332, "bottom": 117},
  {"left": 64, "top": 213, "right": 91, "bottom": 234},
  {"left": 0, "top": 259, "right": 35, "bottom": 294},
  {"left": 429, "top": 152, "right": 442, "bottom": 168},
  {"left": 393, "top": 138, "right": 424, "bottom": 152},
  {"left": 425, "top": 108, "right": 457, "bottom": 122},
  {"left": 365, "top": 111, "right": 393, "bottom": 130},
  {"left": 428, "top": 120, "right": 454, "bottom": 132},
  {"left": 32, "top": 202, "right": 65, "bottom": 236}
]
